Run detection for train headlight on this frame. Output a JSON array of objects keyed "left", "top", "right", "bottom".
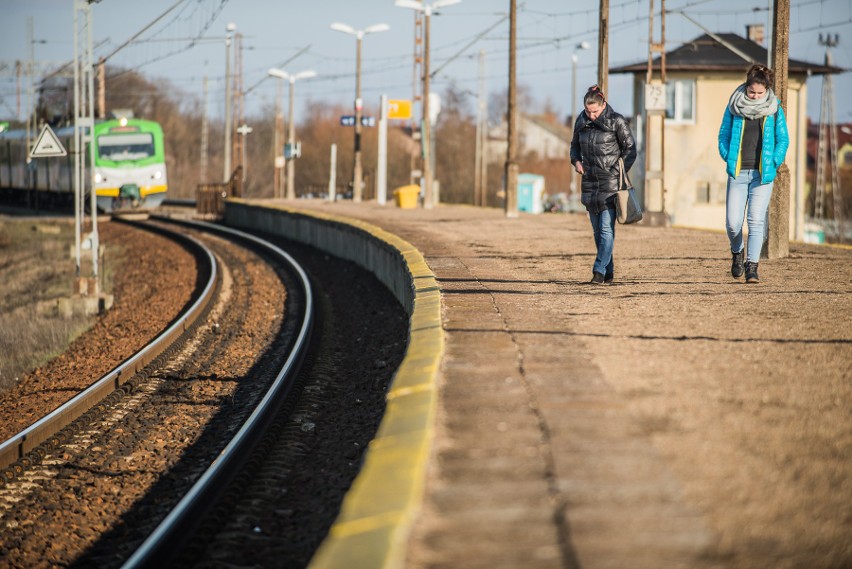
[
  {"left": 94, "top": 173, "right": 103, "bottom": 183},
  {"left": 152, "top": 170, "right": 163, "bottom": 180}
]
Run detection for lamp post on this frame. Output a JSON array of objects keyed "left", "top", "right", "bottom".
[
  {"left": 395, "top": 0, "right": 461, "bottom": 209},
  {"left": 268, "top": 68, "right": 317, "bottom": 199},
  {"left": 330, "top": 21, "right": 389, "bottom": 202},
  {"left": 571, "top": 41, "right": 590, "bottom": 201}
]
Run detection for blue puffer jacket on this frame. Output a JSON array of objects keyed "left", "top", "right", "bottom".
[{"left": 717, "top": 103, "right": 789, "bottom": 184}]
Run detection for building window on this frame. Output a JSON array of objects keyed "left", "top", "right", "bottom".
[
  {"left": 695, "top": 181, "right": 711, "bottom": 203},
  {"left": 665, "top": 79, "right": 695, "bottom": 124}
]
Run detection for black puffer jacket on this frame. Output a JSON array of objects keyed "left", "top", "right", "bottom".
[{"left": 569, "top": 104, "right": 637, "bottom": 214}]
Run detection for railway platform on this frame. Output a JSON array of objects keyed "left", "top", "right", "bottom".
[{"left": 240, "top": 199, "right": 852, "bottom": 569}]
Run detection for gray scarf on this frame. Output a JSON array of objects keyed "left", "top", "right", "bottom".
[{"left": 728, "top": 83, "right": 778, "bottom": 119}]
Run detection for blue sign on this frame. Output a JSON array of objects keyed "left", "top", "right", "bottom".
[{"left": 340, "top": 115, "right": 376, "bottom": 127}]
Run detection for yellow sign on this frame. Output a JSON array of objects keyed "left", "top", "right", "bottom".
[{"left": 387, "top": 99, "right": 412, "bottom": 120}]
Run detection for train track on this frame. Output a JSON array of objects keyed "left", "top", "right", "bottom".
[
  {"left": 0, "top": 218, "right": 313, "bottom": 566},
  {"left": 0, "top": 215, "right": 410, "bottom": 568},
  {"left": 0, "top": 220, "right": 219, "bottom": 476}
]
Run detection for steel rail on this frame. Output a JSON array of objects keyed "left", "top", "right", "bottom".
[
  {"left": 0, "top": 222, "right": 218, "bottom": 471},
  {"left": 121, "top": 218, "right": 315, "bottom": 568}
]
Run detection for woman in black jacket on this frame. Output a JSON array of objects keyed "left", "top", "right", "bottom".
[{"left": 570, "top": 85, "right": 637, "bottom": 284}]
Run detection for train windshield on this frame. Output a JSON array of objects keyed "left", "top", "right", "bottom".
[{"left": 98, "top": 133, "right": 155, "bottom": 161}]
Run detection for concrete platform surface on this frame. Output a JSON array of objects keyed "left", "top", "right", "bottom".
[{"left": 284, "top": 200, "right": 852, "bottom": 569}]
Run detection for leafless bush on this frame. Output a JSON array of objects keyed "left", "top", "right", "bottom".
[{"left": 0, "top": 306, "right": 91, "bottom": 392}]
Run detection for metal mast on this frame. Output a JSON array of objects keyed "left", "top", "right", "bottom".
[{"left": 815, "top": 34, "right": 843, "bottom": 241}]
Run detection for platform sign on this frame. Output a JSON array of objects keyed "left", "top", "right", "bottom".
[
  {"left": 284, "top": 142, "right": 301, "bottom": 159},
  {"left": 387, "top": 99, "right": 412, "bottom": 120},
  {"left": 30, "top": 124, "right": 67, "bottom": 158},
  {"left": 340, "top": 115, "right": 376, "bottom": 127}
]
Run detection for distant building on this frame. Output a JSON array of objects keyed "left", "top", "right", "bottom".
[
  {"left": 488, "top": 113, "right": 572, "bottom": 162},
  {"left": 611, "top": 31, "right": 841, "bottom": 240}
]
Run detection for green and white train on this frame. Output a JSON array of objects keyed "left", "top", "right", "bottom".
[{"left": 0, "top": 118, "right": 168, "bottom": 213}]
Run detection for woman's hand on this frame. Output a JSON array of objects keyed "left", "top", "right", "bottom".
[{"left": 574, "top": 160, "right": 585, "bottom": 175}]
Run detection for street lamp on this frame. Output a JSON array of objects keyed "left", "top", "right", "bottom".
[
  {"left": 330, "top": 21, "right": 390, "bottom": 202},
  {"left": 571, "top": 41, "right": 590, "bottom": 200},
  {"left": 268, "top": 68, "right": 317, "bottom": 200},
  {"left": 395, "top": 0, "right": 461, "bottom": 209}
]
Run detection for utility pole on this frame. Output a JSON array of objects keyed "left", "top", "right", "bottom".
[
  {"left": 26, "top": 17, "right": 34, "bottom": 173},
  {"left": 232, "top": 32, "right": 245, "bottom": 184},
  {"left": 644, "top": 0, "right": 669, "bottom": 226},
  {"left": 504, "top": 0, "right": 518, "bottom": 218},
  {"left": 97, "top": 57, "right": 105, "bottom": 118},
  {"left": 764, "top": 0, "right": 790, "bottom": 258},
  {"left": 355, "top": 33, "right": 364, "bottom": 202},
  {"left": 474, "top": 49, "right": 487, "bottom": 207},
  {"left": 287, "top": 78, "right": 296, "bottom": 199},
  {"left": 814, "top": 34, "right": 843, "bottom": 242},
  {"left": 571, "top": 42, "right": 591, "bottom": 204},
  {"left": 422, "top": 7, "right": 434, "bottom": 208},
  {"left": 597, "top": 0, "right": 609, "bottom": 96},
  {"left": 223, "top": 22, "right": 235, "bottom": 183},
  {"left": 274, "top": 78, "right": 283, "bottom": 198},
  {"left": 413, "top": 7, "right": 424, "bottom": 185},
  {"left": 72, "top": 0, "right": 99, "bottom": 291},
  {"left": 200, "top": 68, "right": 209, "bottom": 184}
]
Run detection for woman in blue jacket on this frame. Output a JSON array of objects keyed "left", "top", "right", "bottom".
[{"left": 718, "top": 64, "right": 789, "bottom": 283}]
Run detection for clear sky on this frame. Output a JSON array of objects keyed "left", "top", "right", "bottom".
[{"left": 1, "top": 0, "right": 850, "bottom": 126}]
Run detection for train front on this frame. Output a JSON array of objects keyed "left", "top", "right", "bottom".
[{"left": 93, "top": 119, "right": 168, "bottom": 212}]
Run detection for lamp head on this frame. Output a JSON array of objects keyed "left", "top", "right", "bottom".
[
  {"left": 330, "top": 22, "right": 357, "bottom": 35},
  {"left": 364, "top": 23, "right": 390, "bottom": 35},
  {"left": 267, "top": 68, "right": 289, "bottom": 80},
  {"left": 394, "top": 0, "right": 425, "bottom": 11}
]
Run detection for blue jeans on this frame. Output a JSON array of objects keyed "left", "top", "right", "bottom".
[
  {"left": 726, "top": 169, "right": 773, "bottom": 263},
  {"left": 589, "top": 205, "right": 616, "bottom": 275}
]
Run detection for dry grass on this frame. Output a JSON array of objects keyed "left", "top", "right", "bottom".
[{"left": 0, "top": 219, "right": 97, "bottom": 393}]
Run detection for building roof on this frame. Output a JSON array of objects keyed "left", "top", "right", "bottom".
[
  {"left": 524, "top": 114, "right": 572, "bottom": 142},
  {"left": 610, "top": 33, "right": 844, "bottom": 76}
]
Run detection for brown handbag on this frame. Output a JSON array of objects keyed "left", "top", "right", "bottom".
[{"left": 615, "top": 157, "right": 643, "bottom": 224}]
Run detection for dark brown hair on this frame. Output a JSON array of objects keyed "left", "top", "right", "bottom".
[
  {"left": 584, "top": 84, "right": 606, "bottom": 106},
  {"left": 746, "top": 64, "right": 773, "bottom": 90}
]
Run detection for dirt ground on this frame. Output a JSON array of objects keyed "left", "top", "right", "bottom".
[{"left": 287, "top": 200, "right": 852, "bottom": 569}]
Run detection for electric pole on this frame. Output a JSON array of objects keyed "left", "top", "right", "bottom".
[
  {"left": 504, "top": 0, "right": 518, "bottom": 218},
  {"left": 764, "top": 0, "right": 790, "bottom": 258},
  {"left": 223, "top": 22, "right": 235, "bottom": 183},
  {"left": 597, "top": 0, "right": 609, "bottom": 96},
  {"left": 814, "top": 34, "right": 843, "bottom": 243},
  {"left": 475, "top": 49, "right": 487, "bottom": 207},
  {"left": 201, "top": 69, "right": 209, "bottom": 184}
]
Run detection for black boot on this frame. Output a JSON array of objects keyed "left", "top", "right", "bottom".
[
  {"left": 731, "top": 249, "right": 745, "bottom": 278},
  {"left": 590, "top": 272, "right": 605, "bottom": 284},
  {"left": 745, "top": 261, "right": 759, "bottom": 283}
]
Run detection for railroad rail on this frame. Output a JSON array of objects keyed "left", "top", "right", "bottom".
[
  {"left": 121, "top": 217, "right": 315, "bottom": 567},
  {"left": 0, "top": 221, "right": 218, "bottom": 476}
]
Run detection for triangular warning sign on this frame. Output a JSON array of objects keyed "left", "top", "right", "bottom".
[{"left": 30, "top": 125, "right": 67, "bottom": 158}]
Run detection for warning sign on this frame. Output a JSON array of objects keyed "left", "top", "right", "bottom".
[{"left": 30, "top": 125, "right": 67, "bottom": 158}]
